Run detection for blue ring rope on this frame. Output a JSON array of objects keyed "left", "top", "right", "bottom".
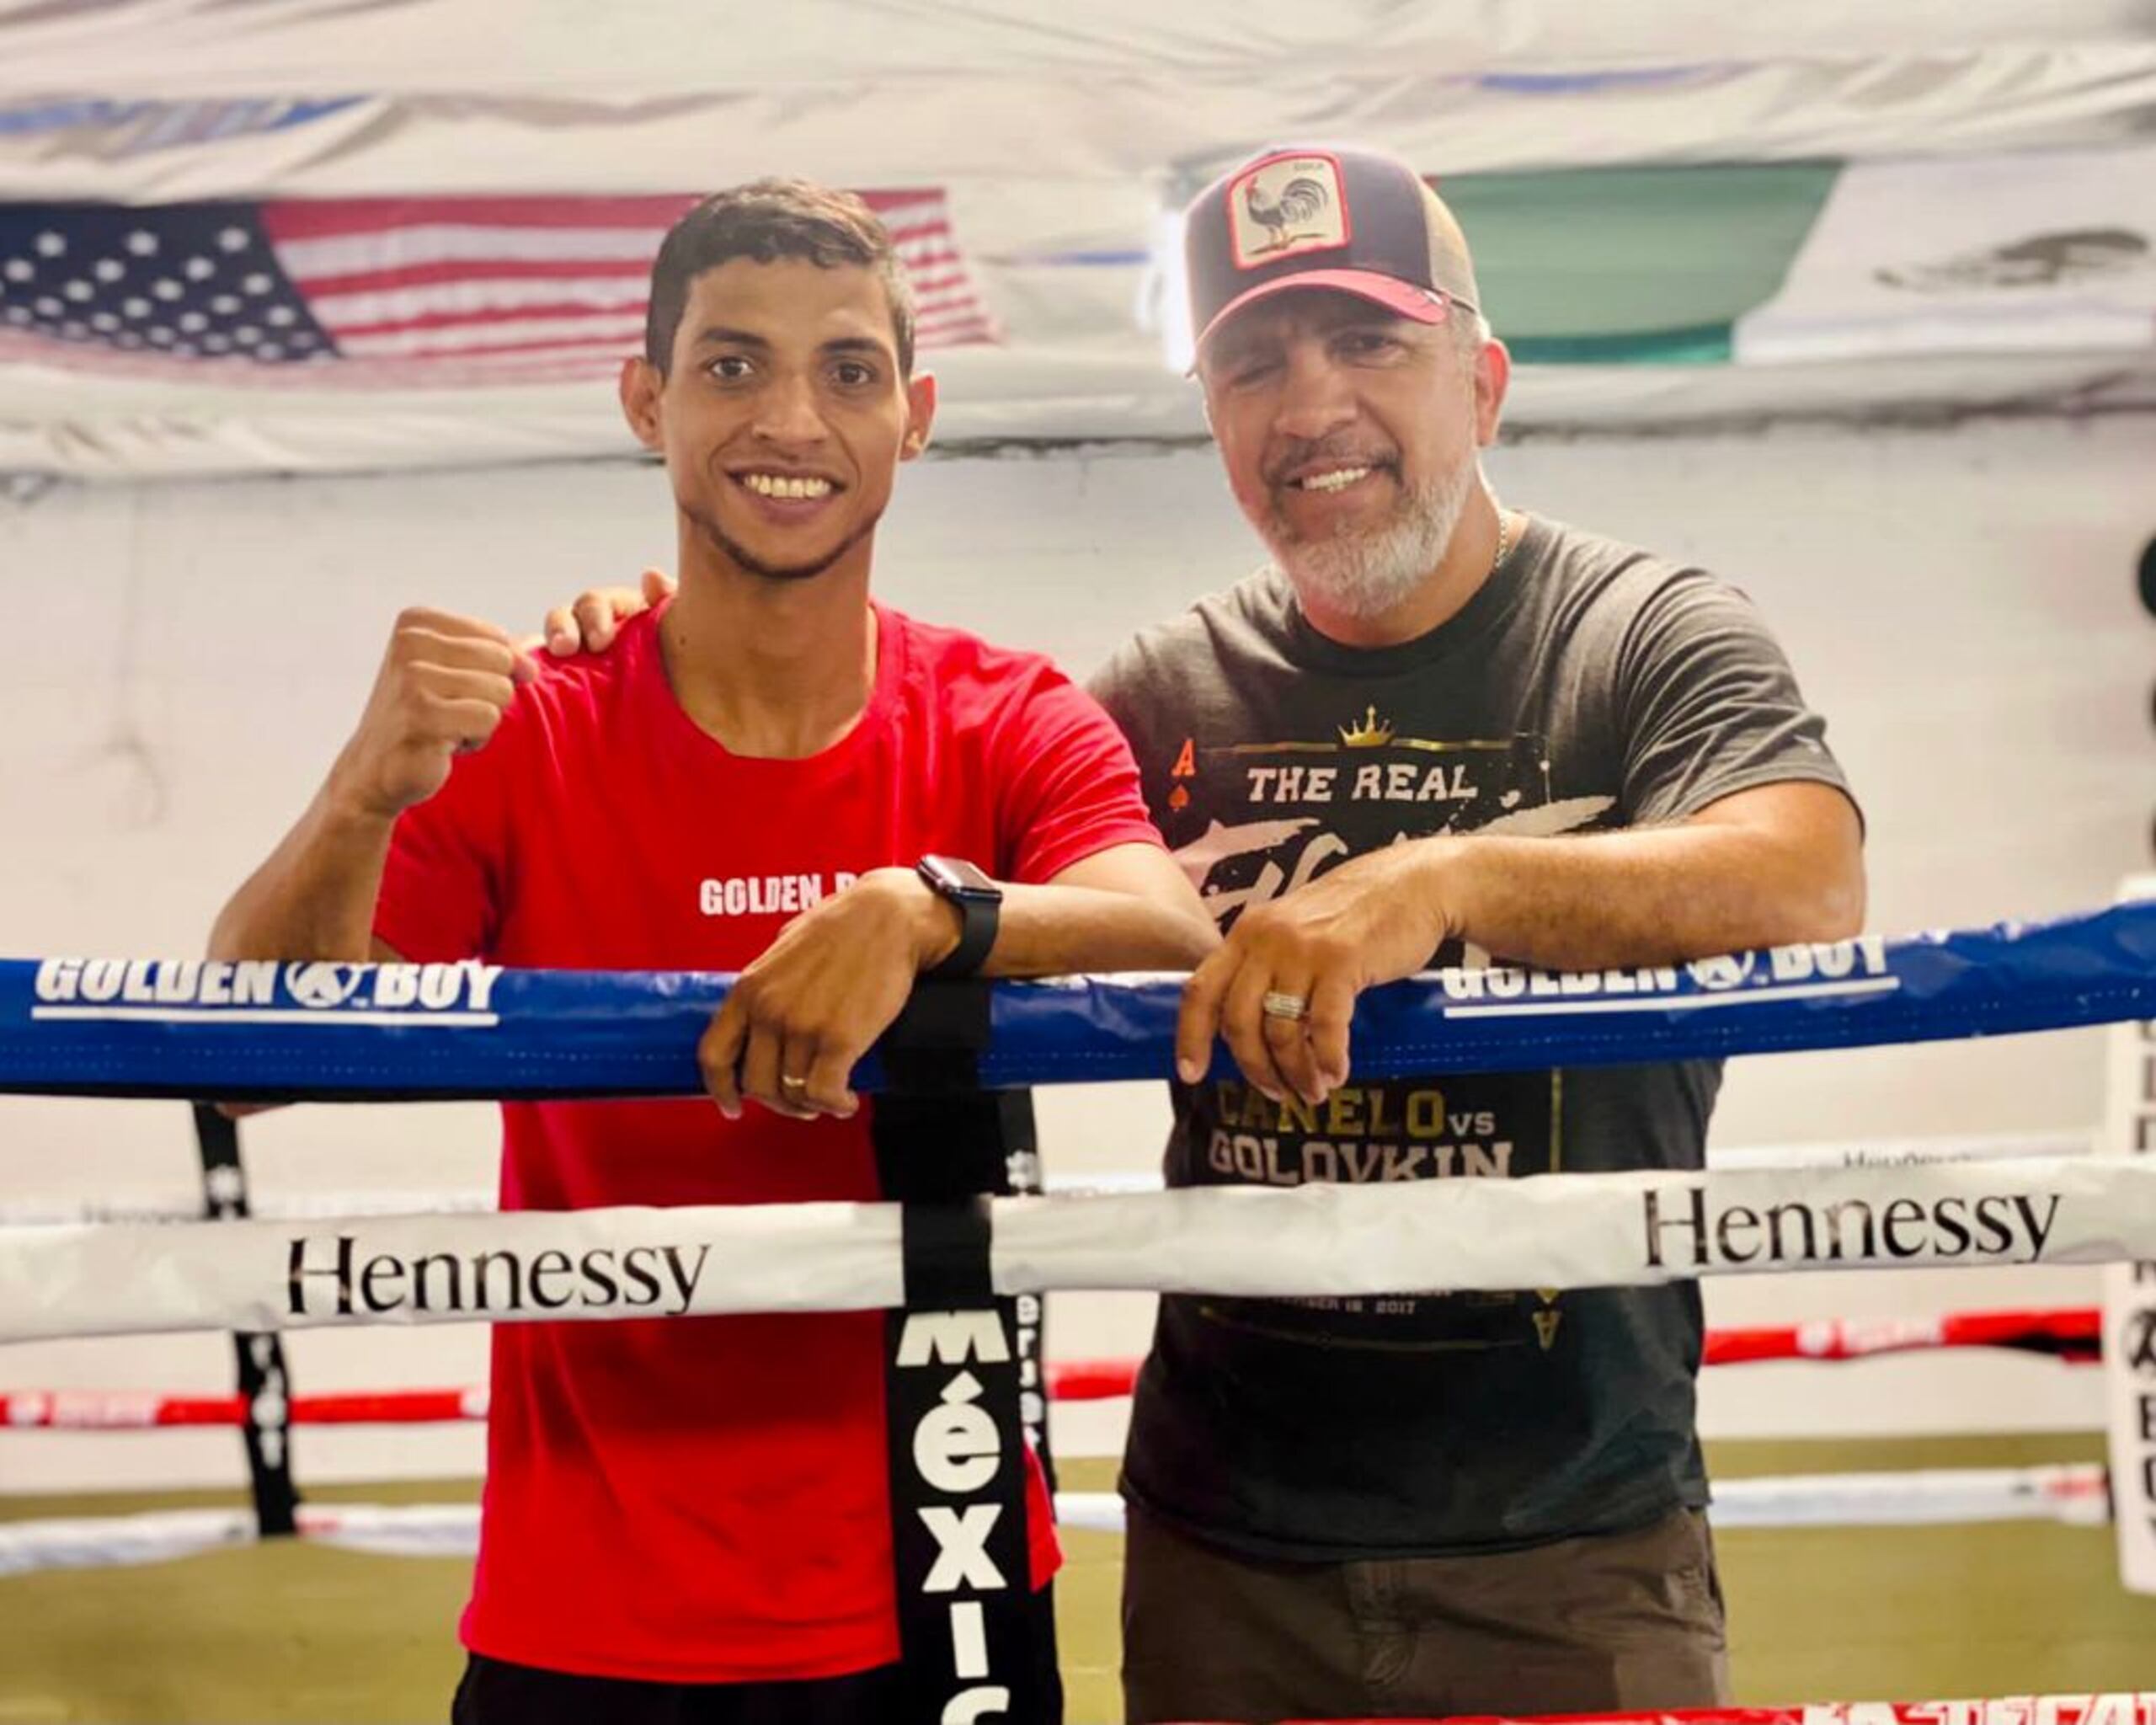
[{"left": 0, "top": 901, "right": 2150, "bottom": 1100}]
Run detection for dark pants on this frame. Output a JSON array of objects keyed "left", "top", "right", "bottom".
[
  {"left": 455, "top": 1587, "right": 1063, "bottom": 1725},
  {"left": 1121, "top": 1501, "right": 1729, "bottom": 1723},
  {"left": 452, "top": 1654, "right": 906, "bottom": 1725}
]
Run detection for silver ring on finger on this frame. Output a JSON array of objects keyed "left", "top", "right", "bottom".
[
  {"left": 1261, "top": 990, "right": 1311, "bottom": 1023},
  {"left": 779, "top": 1073, "right": 809, "bottom": 1095}
]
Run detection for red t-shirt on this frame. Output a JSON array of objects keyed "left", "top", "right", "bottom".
[{"left": 373, "top": 601, "right": 1161, "bottom": 1683}]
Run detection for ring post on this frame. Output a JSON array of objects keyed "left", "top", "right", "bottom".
[
  {"left": 2104, "top": 877, "right": 2156, "bottom": 1592},
  {"left": 191, "top": 1103, "right": 299, "bottom": 1538}
]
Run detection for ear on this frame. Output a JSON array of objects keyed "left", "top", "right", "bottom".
[
  {"left": 619, "top": 357, "right": 664, "bottom": 451},
  {"left": 899, "top": 369, "right": 938, "bottom": 462},
  {"left": 1472, "top": 335, "right": 1511, "bottom": 447}
]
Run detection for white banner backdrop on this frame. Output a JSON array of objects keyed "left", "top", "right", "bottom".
[
  {"left": 0, "top": 1, "right": 2145, "bottom": 99},
  {"left": 3, "top": 57, "right": 2153, "bottom": 206},
  {"left": 1736, "top": 145, "right": 2156, "bottom": 363},
  {"left": 3, "top": 3, "right": 2153, "bottom": 479},
  {"left": 0, "top": 3, "right": 2148, "bottom": 182}
]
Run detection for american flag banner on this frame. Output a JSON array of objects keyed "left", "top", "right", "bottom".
[{"left": 0, "top": 192, "right": 997, "bottom": 387}]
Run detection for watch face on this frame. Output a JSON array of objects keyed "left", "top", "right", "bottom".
[{"left": 921, "top": 854, "right": 998, "bottom": 900}]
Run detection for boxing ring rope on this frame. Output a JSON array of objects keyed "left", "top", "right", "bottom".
[
  {"left": 0, "top": 1464, "right": 2119, "bottom": 1579},
  {"left": 1052, "top": 1306, "right": 2105, "bottom": 1390},
  {"left": 4, "top": 902, "right": 2152, "bottom": 1101},
  {"left": 0, "top": 1128, "right": 2099, "bottom": 1231},
  {"left": 0, "top": 1304, "right": 2103, "bottom": 1429},
  {"left": 1511, "top": 1703, "right": 2156, "bottom": 1725},
  {"left": 7, "top": 1151, "right": 2154, "bottom": 1342}
]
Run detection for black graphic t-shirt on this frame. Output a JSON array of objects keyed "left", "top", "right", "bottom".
[{"left": 1089, "top": 514, "right": 1854, "bottom": 1558}]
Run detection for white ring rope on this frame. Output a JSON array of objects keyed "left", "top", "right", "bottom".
[
  {"left": 1703, "top": 1130, "right": 2092, "bottom": 1172},
  {"left": 3, "top": 1155, "right": 2149, "bottom": 1343},
  {"left": 0, "top": 1130, "right": 2093, "bottom": 1230},
  {"left": 0, "top": 1188, "right": 501, "bottom": 1229},
  {"left": 0, "top": 1467, "right": 2114, "bottom": 1579}
]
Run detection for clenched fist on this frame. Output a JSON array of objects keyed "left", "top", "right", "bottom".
[{"left": 328, "top": 608, "right": 536, "bottom": 820}]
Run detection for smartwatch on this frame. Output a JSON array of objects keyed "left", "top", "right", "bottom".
[{"left": 916, "top": 854, "right": 1002, "bottom": 978}]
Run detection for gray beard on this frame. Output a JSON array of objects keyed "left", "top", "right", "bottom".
[{"left": 1265, "top": 457, "right": 1478, "bottom": 622}]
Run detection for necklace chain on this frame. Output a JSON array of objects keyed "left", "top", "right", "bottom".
[{"left": 1491, "top": 501, "right": 1516, "bottom": 573}]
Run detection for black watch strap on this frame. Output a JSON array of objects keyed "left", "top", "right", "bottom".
[{"left": 917, "top": 855, "right": 1001, "bottom": 979}]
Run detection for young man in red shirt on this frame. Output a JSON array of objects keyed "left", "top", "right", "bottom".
[{"left": 211, "top": 179, "right": 1214, "bottom": 1722}]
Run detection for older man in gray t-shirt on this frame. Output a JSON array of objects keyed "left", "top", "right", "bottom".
[{"left": 1091, "top": 145, "right": 1864, "bottom": 1723}]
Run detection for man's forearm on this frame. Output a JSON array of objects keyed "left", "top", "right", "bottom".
[
  {"left": 985, "top": 884, "right": 1218, "bottom": 976},
  {"left": 1422, "top": 818, "right": 1863, "bottom": 974},
  {"left": 867, "top": 863, "right": 1214, "bottom": 980},
  {"left": 208, "top": 785, "right": 397, "bottom": 962}
]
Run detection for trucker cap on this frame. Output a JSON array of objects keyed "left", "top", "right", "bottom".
[{"left": 1184, "top": 145, "right": 1481, "bottom": 355}]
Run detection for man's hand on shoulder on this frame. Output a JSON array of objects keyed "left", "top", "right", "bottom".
[
  {"left": 328, "top": 607, "right": 536, "bottom": 824},
  {"left": 700, "top": 868, "right": 960, "bottom": 1121},
  {"left": 539, "top": 568, "right": 675, "bottom": 658}
]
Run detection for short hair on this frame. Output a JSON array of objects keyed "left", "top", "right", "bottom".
[{"left": 643, "top": 179, "right": 916, "bottom": 375}]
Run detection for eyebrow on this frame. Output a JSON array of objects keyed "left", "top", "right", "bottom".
[
  {"left": 1205, "top": 306, "right": 1407, "bottom": 371},
  {"left": 689, "top": 327, "right": 892, "bottom": 360},
  {"left": 1201, "top": 327, "right": 1270, "bottom": 371}
]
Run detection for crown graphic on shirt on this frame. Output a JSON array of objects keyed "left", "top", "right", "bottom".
[{"left": 1337, "top": 705, "right": 1396, "bottom": 748}]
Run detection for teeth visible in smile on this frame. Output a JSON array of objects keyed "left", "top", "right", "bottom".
[
  {"left": 741, "top": 473, "right": 833, "bottom": 500},
  {"left": 1295, "top": 466, "right": 1372, "bottom": 493}
]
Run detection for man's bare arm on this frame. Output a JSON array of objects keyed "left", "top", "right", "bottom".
[
  {"left": 1404, "top": 781, "right": 1862, "bottom": 973},
  {"left": 978, "top": 841, "right": 1219, "bottom": 976},
  {"left": 208, "top": 793, "right": 401, "bottom": 963},
  {"left": 1179, "top": 779, "right": 1863, "bottom": 1101}
]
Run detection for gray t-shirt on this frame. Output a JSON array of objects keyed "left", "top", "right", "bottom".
[{"left": 1088, "top": 512, "right": 1854, "bottom": 1559}]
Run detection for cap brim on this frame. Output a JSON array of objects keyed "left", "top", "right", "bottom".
[{"left": 1193, "top": 269, "right": 1450, "bottom": 358}]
